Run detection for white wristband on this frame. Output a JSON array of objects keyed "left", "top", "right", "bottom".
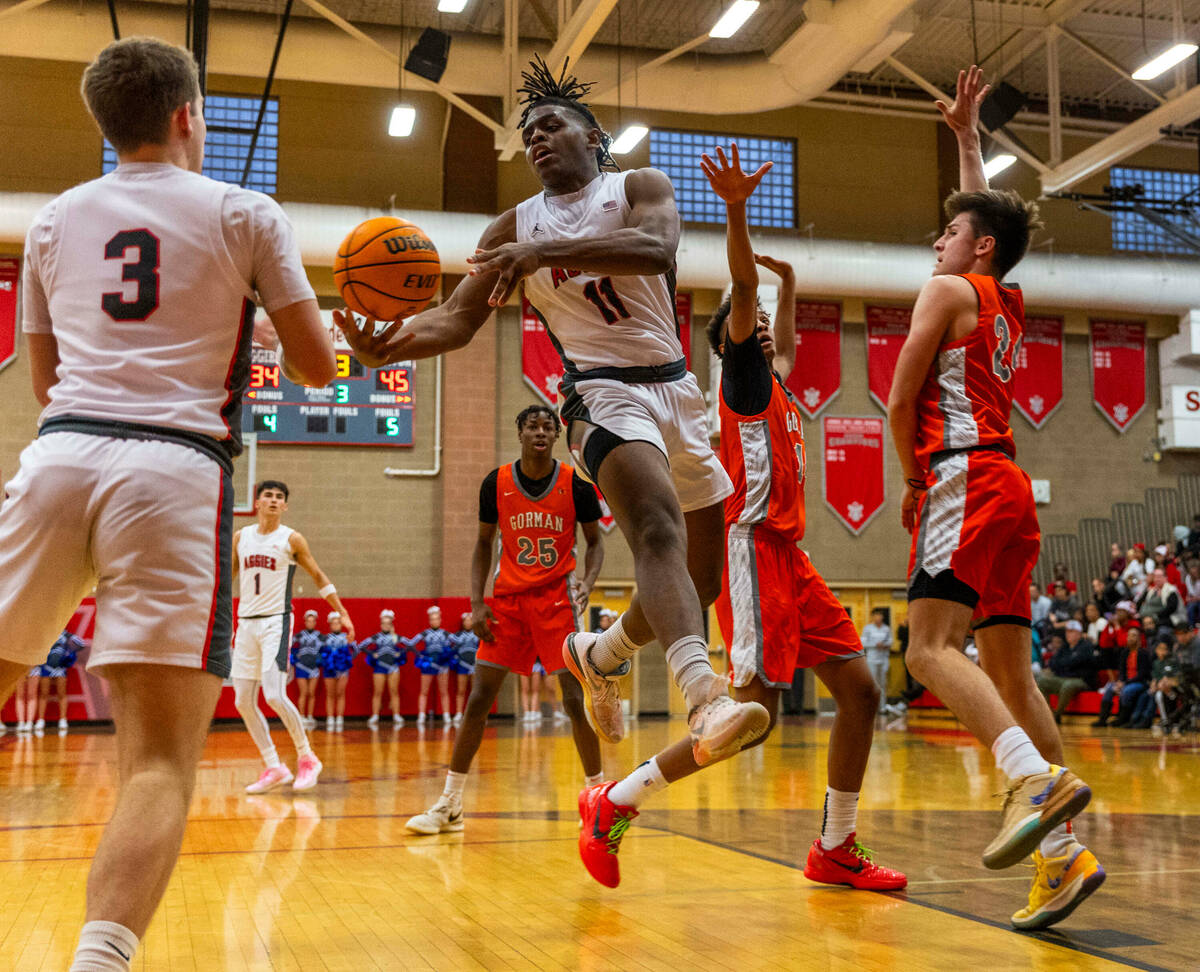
[{"left": 319, "top": 584, "right": 337, "bottom": 599}]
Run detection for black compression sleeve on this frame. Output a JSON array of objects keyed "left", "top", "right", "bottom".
[
  {"left": 478, "top": 469, "right": 500, "bottom": 524},
  {"left": 720, "top": 333, "right": 774, "bottom": 415}
]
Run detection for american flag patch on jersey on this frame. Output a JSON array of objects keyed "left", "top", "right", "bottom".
[{"left": 602, "top": 199, "right": 619, "bottom": 211}]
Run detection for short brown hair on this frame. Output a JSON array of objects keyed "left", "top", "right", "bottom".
[
  {"left": 944, "top": 189, "right": 1042, "bottom": 279},
  {"left": 81, "top": 37, "right": 200, "bottom": 153}
]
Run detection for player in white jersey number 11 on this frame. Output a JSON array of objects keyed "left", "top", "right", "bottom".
[{"left": 336, "top": 55, "right": 769, "bottom": 890}]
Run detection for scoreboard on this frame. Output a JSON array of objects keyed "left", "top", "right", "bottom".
[{"left": 243, "top": 346, "right": 415, "bottom": 446}]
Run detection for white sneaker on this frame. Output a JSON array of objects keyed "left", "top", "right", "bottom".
[
  {"left": 367, "top": 714, "right": 380, "bottom": 727},
  {"left": 326, "top": 717, "right": 335, "bottom": 731},
  {"left": 17, "top": 721, "right": 29, "bottom": 733},
  {"left": 562, "top": 632, "right": 628, "bottom": 743},
  {"left": 245, "top": 765, "right": 294, "bottom": 794},
  {"left": 405, "top": 798, "right": 465, "bottom": 835},
  {"left": 553, "top": 710, "right": 570, "bottom": 723},
  {"left": 57, "top": 718, "right": 68, "bottom": 730},
  {"left": 452, "top": 713, "right": 463, "bottom": 725},
  {"left": 417, "top": 713, "right": 426, "bottom": 725},
  {"left": 440, "top": 713, "right": 450, "bottom": 725},
  {"left": 293, "top": 754, "right": 323, "bottom": 791},
  {"left": 335, "top": 716, "right": 344, "bottom": 731},
  {"left": 688, "top": 691, "right": 770, "bottom": 766},
  {"left": 34, "top": 719, "right": 44, "bottom": 730},
  {"left": 393, "top": 714, "right": 405, "bottom": 727}
]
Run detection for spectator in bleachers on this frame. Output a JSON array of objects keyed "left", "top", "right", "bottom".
[
  {"left": 1121, "top": 546, "right": 1148, "bottom": 601},
  {"left": 1109, "top": 542, "right": 1126, "bottom": 576},
  {"left": 1108, "top": 628, "right": 1153, "bottom": 728},
  {"left": 1128, "top": 639, "right": 1180, "bottom": 730},
  {"left": 1137, "top": 567, "right": 1184, "bottom": 636},
  {"left": 1187, "top": 515, "right": 1200, "bottom": 555},
  {"left": 1030, "top": 582, "right": 1052, "bottom": 640},
  {"left": 1047, "top": 581, "right": 1080, "bottom": 637},
  {"left": 1153, "top": 544, "right": 1183, "bottom": 588},
  {"left": 1098, "top": 569, "right": 1130, "bottom": 614},
  {"left": 1084, "top": 602, "right": 1109, "bottom": 645},
  {"left": 1036, "top": 621, "right": 1099, "bottom": 724},
  {"left": 1051, "top": 562, "right": 1077, "bottom": 595},
  {"left": 1174, "top": 620, "right": 1198, "bottom": 668},
  {"left": 860, "top": 608, "right": 893, "bottom": 714},
  {"left": 1185, "top": 564, "right": 1200, "bottom": 628}
]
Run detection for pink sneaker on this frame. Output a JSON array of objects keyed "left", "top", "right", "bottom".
[
  {"left": 245, "top": 765, "right": 293, "bottom": 794},
  {"left": 293, "top": 754, "right": 323, "bottom": 792}
]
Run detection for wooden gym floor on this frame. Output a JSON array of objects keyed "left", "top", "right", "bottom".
[{"left": 0, "top": 712, "right": 1195, "bottom": 971}]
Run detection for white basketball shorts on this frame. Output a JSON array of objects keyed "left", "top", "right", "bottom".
[
  {"left": 0, "top": 431, "right": 233, "bottom": 676},
  {"left": 231, "top": 614, "right": 293, "bottom": 681},
  {"left": 562, "top": 372, "right": 733, "bottom": 513}
]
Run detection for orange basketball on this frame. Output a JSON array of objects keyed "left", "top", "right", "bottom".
[{"left": 334, "top": 216, "right": 441, "bottom": 320}]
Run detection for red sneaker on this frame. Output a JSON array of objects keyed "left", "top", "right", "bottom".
[
  {"left": 578, "top": 781, "right": 638, "bottom": 888},
  {"left": 803, "top": 833, "right": 907, "bottom": 890}
]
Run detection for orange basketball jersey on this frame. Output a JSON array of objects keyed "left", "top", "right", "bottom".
[
  {"left": 719, "top": 375, "right": 808, "bottom": 544},
  {"left": 494, "top": 461, "right": 579, "bottom": 596},
  {"left": 914, "top": 273, "right": 1024, "bottom": 471}
]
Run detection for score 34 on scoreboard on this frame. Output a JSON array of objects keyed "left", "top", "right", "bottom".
[{"left": 242, "top": 325, "right": 416, "bottom": 446}]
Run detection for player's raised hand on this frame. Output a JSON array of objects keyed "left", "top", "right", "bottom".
[
  {"left": 340, "top": 613, "right": 356, "bottom": 642},
  {"left": 754, "top": 253, "right": 794, "bottom": 280},
  {"left": 468, "top": 603, "right": 496, "bottom": 642},
  {"left": 700, "top": 143, "right": 773, "bottom": 205},
  {"left": 935, "top": 65, "right": 991, "bottom": 136},
  {"left": 333, "top": 308, "right": 412, "bottom": 369},
  {"left": 466, "top": 241, "right": 539, "bottom": 307}
]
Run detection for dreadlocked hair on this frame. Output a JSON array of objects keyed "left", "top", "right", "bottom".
[{"left": 517, "top": 54, "right": 616, "bottom": 171}]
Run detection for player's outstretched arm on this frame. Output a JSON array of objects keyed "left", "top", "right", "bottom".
[
  {"left": 935, "top": 65, "right": 990, "bottom": 193},
  {"left": 334, "top": 210, "right": 518, "bottom": 368},
  {"left": 756, "top": 254, "right": 796, "bottom": 382},
  {"left": 466, "top": 168, "right": 681, "bottom": 308},
  {"left": 468, "top": 521, "right": 499, "bottom": 642},
  {"left": 887, "top": 276, "right": 972, "bottom": 533},
  {"left": 290, "top": 532, "right": 355, "bottom": 641},
  {"left": 270, "top": 299, "right": 337, "bottom": 388},
  {"left": 701, "top": 143, "right": 772, "bottom": 347}
]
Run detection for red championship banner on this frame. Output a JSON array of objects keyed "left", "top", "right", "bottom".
[
  {"left": 1012, "top": 315, "right": 1064, "bottom": 429},
  {"left": 785, "top": 301, "right": 841, "bottom": 418},
  {"left": 675, "top": 292, "right": 693, "bottom": 368},
  {"left": 1090, "top": 319, "right": 1147, "bottom": 432},
  {"left": 865, "top": 305, "right": 911, "bottom": 412},
  {"left": 521, "top": 298, "right": 564, "bottom": 405},
  {"left": 822, "top": 416, "right": 886, "bottom": 536},
  {"left": 0, "top": 258, "right": 18, "bottom": 373}
]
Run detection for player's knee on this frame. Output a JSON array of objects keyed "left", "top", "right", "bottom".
[{"left": 625, "top": 501, "right": 685, "bottom": 556}]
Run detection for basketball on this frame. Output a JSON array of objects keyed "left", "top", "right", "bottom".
[{"left": 334, "top": 216, "right": 441, "bottom": 320}]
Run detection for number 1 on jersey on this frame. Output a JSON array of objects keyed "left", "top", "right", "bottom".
[{"left": 582, "top": 276, "right": 631, "bottom": 325}]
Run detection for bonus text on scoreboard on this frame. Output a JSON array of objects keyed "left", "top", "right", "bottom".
[{"left": 243, "top": 347, "right": 416, "bottom": 446}]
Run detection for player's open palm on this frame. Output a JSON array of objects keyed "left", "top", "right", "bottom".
[
  {"left": 333, "top": 308, "right": 410, "bottom": 369},
  {"left": 935, "top": 65, "right": 990, "bottom": 135},
  {"left": 700, "top": 143, "right": 772, "bottom": 204}
]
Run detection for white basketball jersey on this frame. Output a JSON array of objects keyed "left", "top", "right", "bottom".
[
  {"left": 236, "top": 524, "right": 296, "bottom": 617},
  {"left": 516, "top": 170, "right": 683, "bottom": 372},
  {"left": 21, "top": 163, "right": 313, "bottom": 455}
]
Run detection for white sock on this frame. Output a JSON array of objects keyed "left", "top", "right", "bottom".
[
  {"left": 664, "top": 636, "right": 718, "bottom": 709},
  {"left": 819, "top": 787, "right": 860, "bottom": 850},
  {"left": 607, "top": 757, "right": 667, "bottom": 809},
  {"left": 1039, "top": 821, "right": 1076, "bottom": 859},
  {"left": 590, "top": 616, "right": 643, "bottom": 673},
  {"left": 71, "top": 920, "right": 139, "bottom": 971},
  {"left": 991, "top": 726, "right": 1051, "bottom": 781},
  {"left": 442, "top": 769, "right": 467, "bottom": 804},
  {"left": 584, "top": 771, "right": 604, "bottom": 787}
]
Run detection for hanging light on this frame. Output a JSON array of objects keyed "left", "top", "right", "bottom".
[
  {"left": 610, "top": 124, "right": 649, "bottom": 155},
  {"left": 710, "top": 1, "right": 760, "bottom": 39},
  {"left": 983, "top": 153, "right": 1017, "bottom": 179},
  {"left": 1132, "top": 42, "right": 1198, "bottom": 80},
  {"left": 389, "top": 104, "right": 416, "bottom": 137},
  {"left": 437, "top": 0, "right": 470, "bottom": 11}
]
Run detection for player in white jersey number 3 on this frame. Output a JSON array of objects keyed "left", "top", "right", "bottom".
[
  {"left": 232, "top": 479, "right": 354, "bottom": 793},
  {"left": 0, "top": 38, "right": 336, "bottom": 971},
  {"left": 337, "top": 56, "right": 769, "bottom": 888}
]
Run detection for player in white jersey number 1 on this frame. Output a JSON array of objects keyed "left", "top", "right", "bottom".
[
  {"left": 232, "top": 479, "right": 354, "bottom": 793},
  {"left": 0, "top": 38, "right": 335, "bottom": 970},
  {"left": 337, "top": 56, "right": 769, "bottom": 886}
]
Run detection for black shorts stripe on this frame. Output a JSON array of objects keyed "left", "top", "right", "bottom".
[
  {"left": 907, "top": 567, "right": 979, "bottom": 608},
  {"left": 275, "top": 565, "right": 297, "bottom": 671},
  {"left": 205, "top": 469, "right": 235, "bottom": 678}
]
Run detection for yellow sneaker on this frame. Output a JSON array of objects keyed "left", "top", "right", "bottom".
[
  {"left": 1011, "top": 844, "right": 1106, "bottom": 930},
  {"left": 982, "top": 765, "right": 1091, "bottom": 870}
]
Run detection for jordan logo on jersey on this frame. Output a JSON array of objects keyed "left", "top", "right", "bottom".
[
  {"left": 550, "top": 268, "right": 583, "bottom": 288},
  {"left": 243, "top": 554, "right": 277, "bottom": 570}
]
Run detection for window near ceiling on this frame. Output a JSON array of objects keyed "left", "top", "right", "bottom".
[
  {"left": 103, "top": 93, "right": 279, "bottom": 194},
  {"left": 649, "top": 129, "right": 796, "bottom": 228},
  {"left": 1109, "top": 165, "right": 1200, "bottom": 255}
]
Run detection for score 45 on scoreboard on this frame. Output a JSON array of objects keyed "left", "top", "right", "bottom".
[{"left": 243, "top": 326, "right": 415, "bottom": 446}]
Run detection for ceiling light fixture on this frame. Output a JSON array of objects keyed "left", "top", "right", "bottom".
[
  {"left": 436, "top": 0, "right": 470, "bottom": 11},
  {"left": 388, "top": 104, "right": 416, "bottom": 137},
  {"left": 983, "top": 153, "right": 1017, "bottom": 179},
  {"left": 610, "top": 124, "right": 649, "bottom": 154},
  {"left": 709, "top": 1, "right": 760, "bottom": 39},
  {"left": 1132, "top": 42, "right": 1198, "bottom": 80}
]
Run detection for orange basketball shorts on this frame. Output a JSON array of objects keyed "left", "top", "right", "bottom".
[
  {"left": 908, "top": 448, "right": 1041, "bottom": 625},
  {"left": 477, "top": 574, "right": 582, "bottom": 677},
  {"left": 716, "top": 526, "right": 862, "bottom": 689}
]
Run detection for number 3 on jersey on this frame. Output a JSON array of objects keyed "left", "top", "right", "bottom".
[
  {"left": 991, "top": 313, "right": 1022, "bottom": 383},
  {"left": 582, "top": 276, "right": 630, "bottom": 325},
  {"left": 515, "top": 536, "right": 558, "bottom": 568},
  {"left": 102, "top": 229, "right": 160, "bottom": 322}
]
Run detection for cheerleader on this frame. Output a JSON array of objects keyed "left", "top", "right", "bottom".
[
  {"left": 14, "top": 665, "right": 40, "bottom": 733},
  {"left": 448, "top": 612, "right": 479, "bottom": 725},
  {"left": 37, "top": 630, "right": 87, "bottom": 731},
  {"left": 360, "top": 608, "right": 405, "bottom": 727},
  {"left": 401, "top": 605, "right": 454, "bottom": 726},
  {"left": 319, "top": 612, "right": 355, "bottom": 731},
  {"left": 290, "top": 609, "right": 324, "bottom": 729}
]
